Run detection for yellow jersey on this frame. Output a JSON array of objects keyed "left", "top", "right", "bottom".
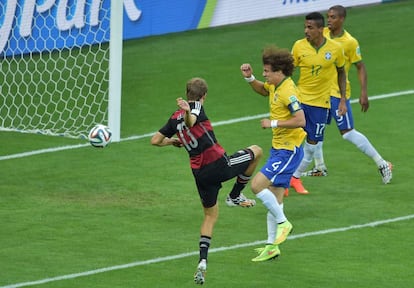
[
  {"left": 291, "top": 37, "right": 345, "bottom": 108},
  {"left": 323, "top": 27, "right": 362, "bottom": 99},
  {"left": 264, "top": 77, "right": 306, "bottom": 151}
]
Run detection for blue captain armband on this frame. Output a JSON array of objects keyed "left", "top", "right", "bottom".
[{"left": 288, "top": 95, "right": 302, "bottom": 113}]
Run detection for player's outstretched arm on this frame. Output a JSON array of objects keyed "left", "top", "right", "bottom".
[
  {"left": 151, "top": 132, "right": 182, "bottom": 147},
  {"left": 240, "top": 63, "right": 268, "bottom": 96}
]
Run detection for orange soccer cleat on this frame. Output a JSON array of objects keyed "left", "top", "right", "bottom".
[{"left": 290, "top": 177, "right": 309, "bottom": 194}]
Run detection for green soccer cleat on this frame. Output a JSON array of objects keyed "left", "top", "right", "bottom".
[
  {"left": 254, "top": 247, "right": 265, "bottom": 254},
  {"left": 251, "top": 244, "right": 280, "bottom": 262},
  {"left": 274, "top": 220, "right": 293, "bottom": 245}
]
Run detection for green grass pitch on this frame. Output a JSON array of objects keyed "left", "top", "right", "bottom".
[{"left": 1, "top": 1, "right": 414, "bottom": 287}]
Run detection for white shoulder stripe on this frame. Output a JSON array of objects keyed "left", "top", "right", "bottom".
[{"left": 191, "top": 101, "right": 202, "bottom": 116}]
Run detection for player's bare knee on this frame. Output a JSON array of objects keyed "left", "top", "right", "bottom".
[{"left": 249, "top": 144, "right": 263, "bottom": 159}]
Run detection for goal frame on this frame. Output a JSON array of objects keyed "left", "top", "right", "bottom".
[
  {"left": 0, "top": 0, "right": 123, "bottom": 142},
  {"left": 108, "top": 0, "right": 123, "bottom": 142}
]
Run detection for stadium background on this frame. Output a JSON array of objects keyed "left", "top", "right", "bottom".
[{"left": 1, "top": 0, "right": 397, "bottom": 57}]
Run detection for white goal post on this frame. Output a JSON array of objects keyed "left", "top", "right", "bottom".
[
  {"left": 108, "top": 0, "right": 122, "bottom": 142},
  {"left": 0, "top": 0, "right": 122, "bottom": 142}
]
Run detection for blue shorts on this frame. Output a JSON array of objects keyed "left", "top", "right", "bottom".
[
  {"left": 301, "top": 104, "right": 329, "bottom": 142},
  {"left": 260, "top": 146, "right": 304, "bottom": 188},
  {"left": 327, "top": 97, "right": 354, "bottom": 131}
]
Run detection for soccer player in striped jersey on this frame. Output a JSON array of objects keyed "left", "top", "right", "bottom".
[
  {"left": 304, "top": 5, "right": 392, "bottom": 183},
  {"left": 240, "top": 45, "right": 306, "bottom": 261},
  {"left": 289, "top": 12, "right": 347, "bottom": 194},
  {"left": 151, "top": 77, "right": 262, "bottom": 284}
]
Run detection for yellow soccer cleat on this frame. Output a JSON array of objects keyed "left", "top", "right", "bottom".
[{"left": 251, "top": 244, "right": 280, "bottom": 262}]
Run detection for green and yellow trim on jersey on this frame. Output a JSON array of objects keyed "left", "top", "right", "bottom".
[
  {"left": 263, "top": 77, "right": 306, "bottom": 151},
  {"left": 291, "top": 37, "right": 345, "bottom": 108}
]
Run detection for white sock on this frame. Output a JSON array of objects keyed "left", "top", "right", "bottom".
[
  {"left": 293, "top": 141, "right": 315, "bottom": 178},
  {"left": 313, "top": 141, "right": 327, "bottom": 170},
  {"left": 343, "top": 129, "right": 385, "bottom": 167},
  {"left": 267, "top": 212, "right": 277, "bottom": 243},
  {"left": 256, "top": 188, "right": 287, "bottom": 223}
]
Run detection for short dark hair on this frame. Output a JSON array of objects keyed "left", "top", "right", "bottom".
[
  {"left": 329, "top": 5, "right": 347, "bottom": 18},
  {"left": 306, "top": 12, "right": 325, "bottom": 28}
]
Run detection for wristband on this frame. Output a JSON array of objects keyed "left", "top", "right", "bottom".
[
  {"left": 271, "top": 120, "right": 278, "bottom": 128},
  {"left": 244, "top": 75, "right": 255, "bottom": 83}
]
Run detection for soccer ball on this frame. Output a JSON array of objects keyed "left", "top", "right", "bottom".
[{"left": 88, "top": 124, "right": 112, "bottom": 148}]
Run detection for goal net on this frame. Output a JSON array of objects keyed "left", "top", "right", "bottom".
[{"left": 0, "top": 0, "right": 122, "bottom": 140}]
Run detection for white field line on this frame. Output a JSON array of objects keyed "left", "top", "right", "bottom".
[
  {"left": 0, "top": 89, "right": 413, "bottom": 162},
  {"left": 1, "top": 214, "right": 413, "bottom": 288}
]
